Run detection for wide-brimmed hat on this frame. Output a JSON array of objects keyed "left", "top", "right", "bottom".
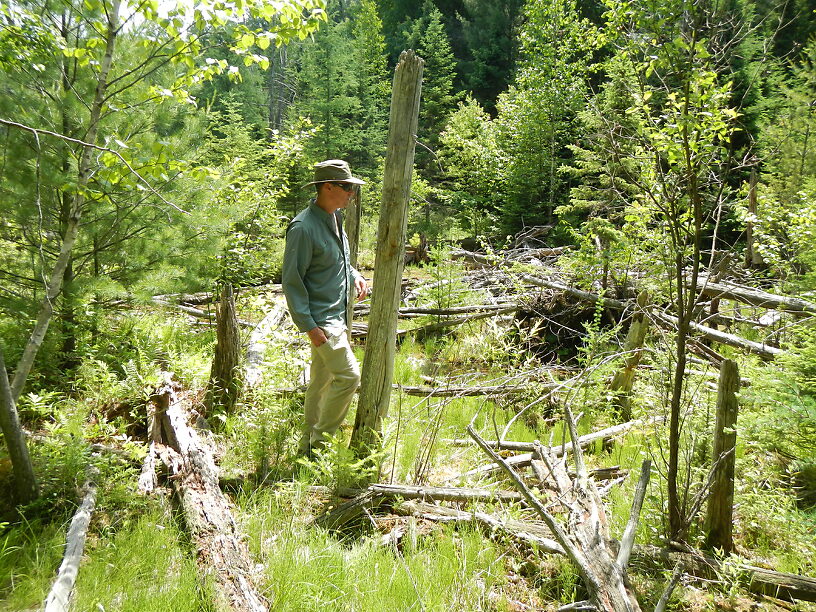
[{"left": 304, "top": 159, "right": 366, "bottom": 187}]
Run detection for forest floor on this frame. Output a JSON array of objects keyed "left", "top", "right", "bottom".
[{"left": 2, "top": 261, "right": 816, "bottom": 611}]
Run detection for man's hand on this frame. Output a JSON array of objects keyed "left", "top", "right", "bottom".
[
  {"left": 355, "top": 275, "right": 369, "bottom": 302},
  {"left": 307, "top": 327, "right": 328, "bottom": 347}
]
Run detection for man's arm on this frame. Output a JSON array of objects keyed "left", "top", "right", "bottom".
[{"left": 281, "top": 223, "right": 319, "bottom": 333}]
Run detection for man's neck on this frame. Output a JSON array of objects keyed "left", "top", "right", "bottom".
[{"left": 315, "top": 195, "right": 339, "bottom": 215}]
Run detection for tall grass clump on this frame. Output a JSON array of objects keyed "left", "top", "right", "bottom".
[{"left": 71, "top": 508, "right": 202, "bottom": 611}]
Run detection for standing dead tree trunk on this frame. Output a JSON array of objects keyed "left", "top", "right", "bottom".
[
  {"left": 206, "top": 283, "right": 242, "bottom": 415},
  {"left": 149, "top": 381, "right": 267, "bottom": 611},
  {"left": 704, "top": 359, "right": 739, "bottom": 553},
  {"left": 609, "top": 290, "right": 650, "bottom": 421},
  {"left": 0, "top": 345, "right": 38, "bottom": 503},
  {"left": 468, "top": 412, "right": 647, "bottom": 611},
  {"left": 351, "top": 50, "right": 423, "bottom": 459}
]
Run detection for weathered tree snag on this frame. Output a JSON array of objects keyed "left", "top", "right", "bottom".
[
  {"left": 704, "top": 359, "right": 739, "bottom": 553},
  {"left": 609, "top": 291, "right": 650, "bottom": 421},
  {"left": 744, "top": 167, "right": 764, "bottom": 269},
  {"left": 468, "top": 423, "right": 642, "bottom": 611},
  {"left": 0, "top": 345, "right": 38, "bottom": 502},
  {"left": 44, "top": 470, "right": 98, "bottom": 612},
  {"left": 152, "top": 383, "right": 267, "bottom": 611},
  {"left": 206, "top": 283, "right": 242, "bottom": 415},
  {"left": 245, "top": 296, "right": 288, "bottom": 389},
  {"left": 351, "top": 50, "right": 423, "bottom": 459}
]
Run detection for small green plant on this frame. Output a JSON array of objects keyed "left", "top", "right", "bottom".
[{"left": 299, "top": 434, "right": 381, "bottom": 490}]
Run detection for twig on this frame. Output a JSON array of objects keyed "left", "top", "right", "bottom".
[{"left": 616, "top": 460, "right": 651, "bottom": 570}]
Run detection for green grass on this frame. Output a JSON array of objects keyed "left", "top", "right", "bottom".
[
  {"left": 0, "top": 518, "right": 66, "bottom": 611},
  {"left": 71, "top": 507, "right": 203, "bottom": 612},
  {"left": 238, "top": 485, "right": 507, "bottom": 611}
]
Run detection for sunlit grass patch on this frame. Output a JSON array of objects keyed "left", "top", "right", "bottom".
[
  {"left": 71, "top": 507, "right": 202, "bottom": 612},
  {"left": 237, "top": 486, "right": 506, "bottom": 611}
]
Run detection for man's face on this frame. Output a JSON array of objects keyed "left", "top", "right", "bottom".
[{"left": 327, "top": 182, "right": 357, "bottom": 208}]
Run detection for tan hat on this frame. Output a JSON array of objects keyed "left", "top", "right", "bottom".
[{"left": 304, "top": 159, "right": 365, "bottom": 187}]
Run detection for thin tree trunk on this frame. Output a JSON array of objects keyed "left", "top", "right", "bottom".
[
  {"left": 0, "top": 346, "right": 38, "bottom": 503},
  {"left": 350, "top": 50, "right": 423, "bottom": 460},
  {"left": 704, "top": 359, "right": 739, "bottom": 553},
  {"left": 10, "top": 0, "right": 122, "bottom": 402}
]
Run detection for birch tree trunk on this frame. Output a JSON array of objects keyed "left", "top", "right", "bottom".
[
  {"left": 350, "top": 50, "right": 423, "bottom": 460},
  {"left": 9, "top": 0, "right": 122, "bottom": 403}
]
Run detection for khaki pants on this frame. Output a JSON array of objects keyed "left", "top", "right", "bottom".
[{"left": 300, "top": 328, "right": 360, "bottom": 451}]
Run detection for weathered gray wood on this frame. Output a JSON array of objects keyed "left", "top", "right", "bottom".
[
  {"left": 704, "top": 359, "right": 739, "bottom": 553},
  {"left": 44, "top": 471, "right": 98, "bottom": 612},
  {"left": 521, "top": 275, "right": 628, "bottom": 311},
  {"left": 655, "top": 312, "right": 783, "bottom": 359},
  {"left": 351, "top": 50, "right": 423, "bottom": 458},
  {"left": 206, "top": 283, "right": 242, "bottom": 414},
  {"left": 410, "top": 306, "right": 518, "bottom": 338},
  {"left": 394, "top": 499, "right": 566, "bottom": 554},
  {"left": 634, "top": 546, "right": 816, "bottom": 602},
  {"left": 745, "top": 168, "right": 764, "bottom": 268},
  {"left": 245, "top": 296, "right": 289, "bottom": 389},
  {"left": 0, "top": 345, "right": 38, "bottom": 502},
  {"left": 371, "top": 483, "right": 524, "bottom": 503},
  {"left": 153, "top": 384, "right": 267, "bottom": 611},
  {"left": 458, "top": 418, "right": 654, "bottom": 478},
  {"left": 469, "top": 426, "right": 641, "bottom": 611},
  {"left": 696, "top": 279, "right": 816, "bottom": 317},
  {"left": 616, "top": 460, "right": 651, "bottom": 570},
  {"left": 610, "top": 291, "right": 650, "bottom": 421}
]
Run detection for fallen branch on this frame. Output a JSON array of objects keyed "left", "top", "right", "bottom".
[
  {"left": 456, "top": 418, "right": 654, "bottom": 478},
  {"left": 468, "top": 425, "right": 642, "bottom": 610},
  {"left": 654, "top": 312, "right": 783, "bottom": 360},
  {"left": 44, "top": 469, "right": 98, "bottom": 612},
  {"left": 696, "top": 279, "right": 816, "bottom": 317}
]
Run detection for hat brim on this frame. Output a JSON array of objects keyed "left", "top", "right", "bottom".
[{"left": 303, "top": 177, "right": 366, "bottom": 188}]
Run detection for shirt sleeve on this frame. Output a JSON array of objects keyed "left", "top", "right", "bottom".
[{"left": 282, "top": 222, "right": 317, "bottom": 332}]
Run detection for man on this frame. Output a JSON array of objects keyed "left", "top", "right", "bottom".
[{"left": 282, "top": 159, "right": 368, "bottom": 457}]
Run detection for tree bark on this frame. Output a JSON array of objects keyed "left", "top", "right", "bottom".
[
  {"left": 152, "top": 383, "right": 267, "bottom": 611},
  {"left": 206, "top": 283, "right": 242, "bottom": 415},
  {"left": 0, "top": 345, "right": 38, "bottom": 503},
  {"left": 696, "top": 279, "right": 816, "bottom": 317},
  {"left": 704, "top": 359, "right": 739, "bottom": 553},
  {"left": 351, "top": 50, "right": 423, "bottom": 459},
  {"left": 44, "top": 471, "right": 98, "bottom": 612}
]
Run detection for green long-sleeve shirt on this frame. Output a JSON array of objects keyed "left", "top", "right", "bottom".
[{"left": 282, "top": 200, "right": 361, "bottom": 333}]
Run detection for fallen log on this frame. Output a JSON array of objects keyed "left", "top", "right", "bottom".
[
  {"left": 655, "top": 312, "right": 783, "bottom": 360},
  {"left": 396, "top": 502, "right": 816, "bottom": 603},
  {"left": 394, "top": 499, "right": 565, "bottom": 555},
  {"left": 245, "top": 296, "right": 289, "bottom": 389},
  {"left": 151, "top": 297, "right": 254, "bottom": 327},
  {"left": 409, "top": 306, "right": 518, "bottom": 338},
  {"left": 398, "top": 383, "right": 533, "bottom": 397},
  {"left": 521, "top": 275, "right": 628, "bottom": 311},
  {"left": 151, "top": 382, "right": 267, "bottom": 611},
  {"left": 43, "top": 470, "right": 98, "bottom": 612},
  {"left": 307, "top": 483, "right": 525, "bottom": 504},
  {"left": 696, "top": 279, "right": 816, "bottom": 317},
  {"left": 633, "top": 546, "right": 816, "bottom": 603}
]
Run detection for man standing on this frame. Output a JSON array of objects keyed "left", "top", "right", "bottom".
[{"left": 282, "top": 159, "right": 368, "bottom": 457}]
